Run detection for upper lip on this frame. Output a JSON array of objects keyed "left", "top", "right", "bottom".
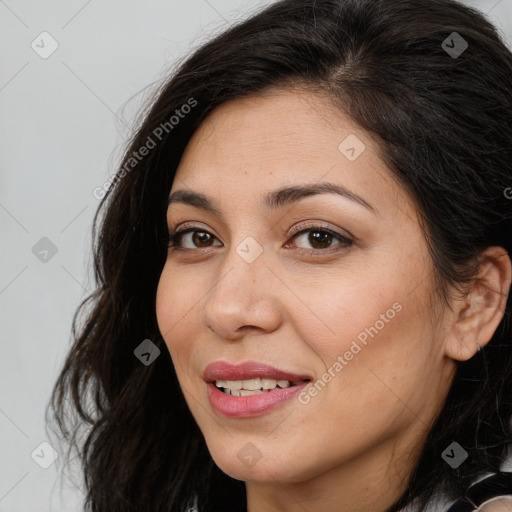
[{"left": 203, "top": 360, "right": 312, "bottom": 383}]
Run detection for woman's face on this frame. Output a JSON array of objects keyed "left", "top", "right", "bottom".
[{"left": 156, "top": 88, "right": 457, "bottom": 487}]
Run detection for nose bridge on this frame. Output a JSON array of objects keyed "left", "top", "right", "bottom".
[
  {"left": 201, "top": 233, "right": 278, "bottom": 337},
  {"left": 209, "top": 234, "right": 266, "bottom": 306}
]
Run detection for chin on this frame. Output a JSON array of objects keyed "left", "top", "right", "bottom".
[{"left": 206, "top": 442, "right": 313, "bottom": 484}]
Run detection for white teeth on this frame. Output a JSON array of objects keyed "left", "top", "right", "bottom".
[
  {"left": 262, "top": 378, "right": 277, "bottom": 389},
  {"left": 239, "top": 389, "right": 264, "bottom": 396},
  {"left": 242, "top": 378, "right": 262, "bottom": 390},
  {"left": 215, "top": 379, "right": 242, "bottom": 390},
  {"left": 214, "top": 377, "right": 296, "bottom": 394}
]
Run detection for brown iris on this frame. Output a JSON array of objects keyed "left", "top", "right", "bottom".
[
  {"left": 192, "top": 231, "right": 213, "bottom": 248},
  {"left": 304, "top": 230, "right": 333, "bottom": 250}
]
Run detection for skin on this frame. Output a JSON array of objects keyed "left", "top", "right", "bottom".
[
  {"left": 477, "top": 496, "right": 512, "bottom": 511},
  {"left": 155, "top": 88, "right": 511, "bottom": 512}
]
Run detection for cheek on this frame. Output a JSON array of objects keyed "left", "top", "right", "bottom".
[
  {"left": 155, "top": 270, "right": 173, "bottom": 339},
  {"left": 288, "top": 241, "right": 422, "bottom": 357},
  {"left": 291, "top": 265, "right": 434, "bottom": 410},
  {"left": 155, "top": 267, "right": 193, "bottom": 371},
  {"left": 289, "top": 272, "right": 400, "bottom": 360},
  {"left": 156, "top": 263, "right": 195, "bottom": 333}
]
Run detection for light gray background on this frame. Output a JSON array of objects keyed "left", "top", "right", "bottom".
[{"left": 1, "top": 1, "right": 511, "bottom": 510}]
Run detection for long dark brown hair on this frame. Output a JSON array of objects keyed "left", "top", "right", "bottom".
[{"left": 46, "top": 0, "right": 512, "bottom": 510}]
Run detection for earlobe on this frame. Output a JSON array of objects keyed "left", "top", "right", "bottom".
[
  {"left": 444, "top": 247, "right": 511, "bottom": 362},
  {"left": 445, "top": 329, "right": 479, "bottom": 362}
]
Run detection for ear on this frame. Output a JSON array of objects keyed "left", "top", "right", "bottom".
[{"left": 444, "top": 246, "right": 511, "bottom": 362}]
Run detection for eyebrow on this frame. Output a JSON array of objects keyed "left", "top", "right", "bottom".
[{"left": 167, "top": 182, "right": 376, "bottom": 216}]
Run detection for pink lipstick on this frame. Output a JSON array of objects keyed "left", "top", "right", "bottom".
[{"left": 203, "top": 360, "right": 311, "bottom": 418}]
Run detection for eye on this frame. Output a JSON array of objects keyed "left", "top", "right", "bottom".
[
  {"left": 166, "top": 222, "right": 353, "bottom": 256},
  {"left": 167, "top": 226, "right": 222, "bottom": 250},
  {"left": 285, "top": 223, "right": 353, "bottom": 255}
]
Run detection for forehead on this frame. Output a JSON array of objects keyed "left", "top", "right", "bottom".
[{"left": 170, "top": 88, "right": 415, "bottom": 221}]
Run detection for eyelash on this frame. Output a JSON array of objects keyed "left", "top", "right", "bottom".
[{"left": 165, "top": 223, "right": 353, "bottom": 257}]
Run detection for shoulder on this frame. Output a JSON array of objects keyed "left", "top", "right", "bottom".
[{"left": 476, "top": 495, "right": 512, "bottom": 511}]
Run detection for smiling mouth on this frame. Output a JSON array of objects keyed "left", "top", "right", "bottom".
[{"left": 214, "top": 377, "right": 311, "bottom": 396}]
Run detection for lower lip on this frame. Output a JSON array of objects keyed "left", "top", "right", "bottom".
[{"left": 207, "top": 382, "right": 309, "bottom": 418}]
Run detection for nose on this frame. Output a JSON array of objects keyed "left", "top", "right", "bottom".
[{"left": 201, "top": 242, "right": 282, "bottom": 341}]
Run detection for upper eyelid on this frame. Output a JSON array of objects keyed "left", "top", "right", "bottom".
[{"left": 288, "top": 221, "right": 352, "bottom": 238}]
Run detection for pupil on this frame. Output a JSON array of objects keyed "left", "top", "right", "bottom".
[
  {"left": 310, "top": 231, "right": 331, "bottom": 249},
  {"left": 194, "top": 232, "right": 211, "bottom": 247}
]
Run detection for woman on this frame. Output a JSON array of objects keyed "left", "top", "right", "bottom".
[{"left": 46, "top": 0, "right": 512, "bottom": 511}]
